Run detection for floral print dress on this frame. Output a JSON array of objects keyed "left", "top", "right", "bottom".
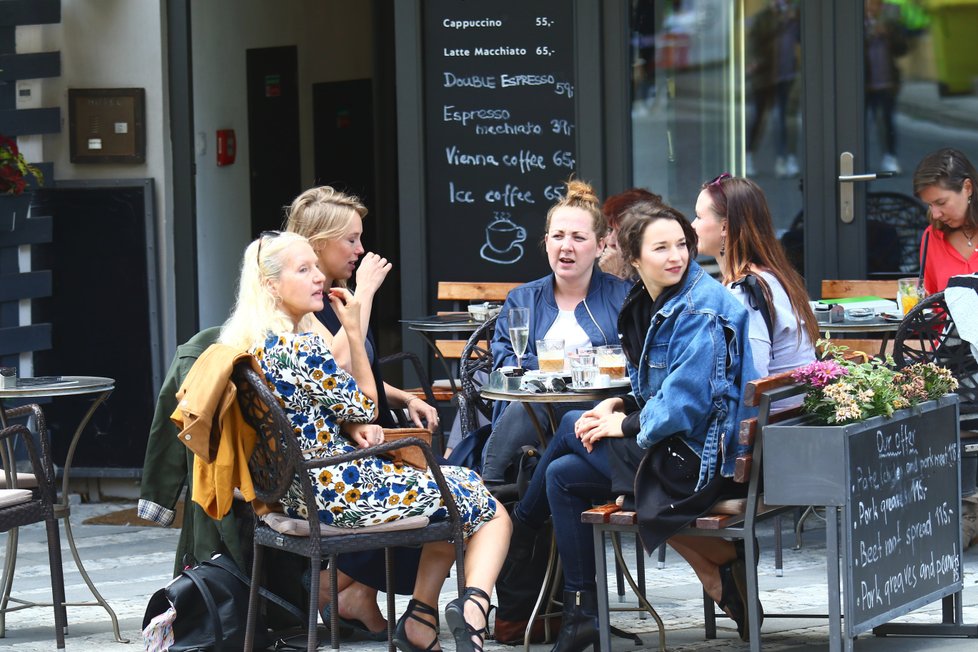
[{"left": 253, "top": 332, "right": 496, "bottom": 538}]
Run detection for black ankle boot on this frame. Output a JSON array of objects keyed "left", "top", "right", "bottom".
[{"left": 550, "top": 590, "right": 600, "bottom": 652}]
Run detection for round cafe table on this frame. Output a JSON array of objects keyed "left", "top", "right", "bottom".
[
  {"left": 480, "top": 381, "right": 630, "bottom": 449},
  {"left": 0, "top": 376, "right": 126, "bottom": 642},
  {"left": 401, "top": 313, "right": 484, "bottom": 394}
]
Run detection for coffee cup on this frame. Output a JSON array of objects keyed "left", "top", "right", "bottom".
[{"left": 486, "top": 218, "right": 527, "bottom": 253}]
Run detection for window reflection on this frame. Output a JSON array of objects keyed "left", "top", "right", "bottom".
[{"left": 629, "top": 0, "right": 803, "bottom": 273}]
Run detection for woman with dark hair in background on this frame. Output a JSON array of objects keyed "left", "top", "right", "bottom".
[
  {"left": 598, "top": 187, "right": 662, "bottom": 280},
  {"left": 913, "top": 148, "right": 978, "bottom": 294}
]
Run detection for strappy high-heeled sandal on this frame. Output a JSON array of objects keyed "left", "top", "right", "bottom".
[
  {"left": 444, "top": 586, "right": 493, "bottom": 652},
  {"left": 392, "top": 598, "right": 440, "bottom": 652}
]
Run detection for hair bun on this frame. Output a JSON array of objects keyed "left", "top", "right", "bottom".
[{"left": 565, "top": 179, "right": 598, "bottom": 205}]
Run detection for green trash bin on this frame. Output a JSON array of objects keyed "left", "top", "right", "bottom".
[{"left": 925, "top": 0, "right": 978, "bottom": 95}]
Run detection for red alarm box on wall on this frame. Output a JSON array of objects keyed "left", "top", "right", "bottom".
[{"left": 216, "top": 129, "right": 236, "bottom": 166}]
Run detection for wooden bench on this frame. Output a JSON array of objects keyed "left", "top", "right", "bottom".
[
  {"left": 583, "top": 370, "right": 808, "bottom": 651},
  {"left": 405, "top": 282, "right": 519, "bottom": 403}
]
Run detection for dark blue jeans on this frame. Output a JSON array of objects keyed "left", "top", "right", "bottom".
[{"left": 514, "top": 410, "right": 614, "bottom": 592}]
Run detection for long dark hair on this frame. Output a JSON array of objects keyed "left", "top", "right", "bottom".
[
  {"left": 912, "top": 147, "right": 978, "bottom": 233},
  {"left": 703, "top": 175, "right": 819, "bottom": 347}
]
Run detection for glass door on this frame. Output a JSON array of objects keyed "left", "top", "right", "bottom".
[{"left": 627, "top": 0, "right": 978, "bottom": 289}]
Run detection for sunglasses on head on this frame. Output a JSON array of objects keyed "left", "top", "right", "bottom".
[
  {"left": 706, "top": 172, "right": 732, "bottom": 200},
  {"left": 256, "top": 230, "right": 281, "bottom": 268}
]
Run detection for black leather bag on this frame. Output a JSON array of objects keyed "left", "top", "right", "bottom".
[{"left": 142, "top": 553, "right": 303, "bottom": 651}]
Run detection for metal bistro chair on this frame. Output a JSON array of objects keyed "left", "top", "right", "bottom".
[
  {"left": 456, "top": 315, "right": 497, "bottom": 439},
  {"left": 233, "top": 362, "right": 466, "bottom": 651},
  {"left": 0, "top": 404, "right": 67, "bottom": 649},
  {"left": 894, "top": 291, "right": 978, "bottom": 418}
]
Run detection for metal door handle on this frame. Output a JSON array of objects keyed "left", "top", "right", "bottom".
[{"left": 838, "top": 152, "right": 895, "bottom": 223}]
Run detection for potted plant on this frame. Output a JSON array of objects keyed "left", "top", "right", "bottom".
[
  {"left": 0, "top": 134, "right": 44, "bottom": 231},
  {"left": 763, "top": 341, "right": 959, "bottom": 506}
]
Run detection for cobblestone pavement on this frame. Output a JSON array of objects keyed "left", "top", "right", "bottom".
[{"left": 2, "top": 501, "right": 977, "bottom": 651}]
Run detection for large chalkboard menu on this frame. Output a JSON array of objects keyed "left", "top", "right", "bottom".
[
  {"left": 422, "top": 0, "right": 576, "bottom": 287},
  {"left": 843, "top": 399, "right": 962, "bottom": 634}
]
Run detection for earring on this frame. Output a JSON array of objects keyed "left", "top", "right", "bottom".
[{"left": 719, "top": 234, "right": 726, "bottom": 257}]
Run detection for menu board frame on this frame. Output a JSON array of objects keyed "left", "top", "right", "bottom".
[{"left": 394, "top": 0, "right": 610, "bottom": 318}]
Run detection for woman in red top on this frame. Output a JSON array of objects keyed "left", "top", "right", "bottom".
[{"left": 913, "top": 148, "right": 978, "bottom": 293}]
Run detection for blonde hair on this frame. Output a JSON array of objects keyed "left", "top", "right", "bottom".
[
  {"left": 545, "top": 179, "right": 607, "bottom": 240},
  {"left": 284, "top": 186, "right": 367, "bottom": 287},
  {"left": 219, "top": 231, "right": 320, "bottom": 350}
]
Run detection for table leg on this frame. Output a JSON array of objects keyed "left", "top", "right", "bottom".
[
  {"left": 56, "top": 391, "right": 128, "bottom": 643},
  {"left": 826, "top": 506, "right": 843, "bottom": 652},
  {"left": 409, "top": 331, "right": 460, "bottom": 394},
  {"left": 521, "top": 403, "right": 550, "bottom": 449}
]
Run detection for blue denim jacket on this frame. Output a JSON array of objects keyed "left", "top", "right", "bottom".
[
  {"left": 492, "top": 268, "right": 631, "bottom": 371},
  {"left": 490, "top": 268, "right": 630, "bottom": 424},
  {"left": 624, "top": 260, "right": 759, "bottom": 489}
]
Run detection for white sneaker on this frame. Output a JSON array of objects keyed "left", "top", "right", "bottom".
[
  {"left": 745, "top": 152, "right": 756, "bottom": 177},
  {"left": 785, "top": 154, "right": 800, "bottom": 177},
  {"left": 881, "top": 153, "right": 901, "bottom": 175},
  {"left": 775, "top": 156, "right": 788, "bottom": 179}
]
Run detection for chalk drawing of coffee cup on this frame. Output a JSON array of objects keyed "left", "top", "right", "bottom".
[{"left": 480, "top": 217, "right": 526, "bottom": 264}]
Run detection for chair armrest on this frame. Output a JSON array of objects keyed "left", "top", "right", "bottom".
[{"left": 299, "top": 437, "right": 463, "bottom": 525}]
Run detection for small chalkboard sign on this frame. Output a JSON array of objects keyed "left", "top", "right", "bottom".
[
  {"left": 422, "top": 0, "right": 576, "bottom": 286},
  {"left": 844, "top": 399, "right": 963, "bottom": 635}
]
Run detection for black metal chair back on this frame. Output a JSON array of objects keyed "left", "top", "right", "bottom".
[
  {"left": 232, "top": 362, "right": 466, "bottom": 651},
  {"left": 0, "top": 404, "right": 67, "bottom": 649},
  {"left": 457, "top": 315, "right": 497, "bottom": 436},
  {"left": 866, "top": 191, "right": 928, "bottom": 279},
  {"left": 894, "top": 291, "right": 978, "bottom": 418}
]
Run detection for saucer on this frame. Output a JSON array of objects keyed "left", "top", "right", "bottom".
[
  {"left": 480, "top": 242, "right": 523, "bottom": 265},
  {"left": 880, "top": 312, "right": 903, "bottom": 323}
]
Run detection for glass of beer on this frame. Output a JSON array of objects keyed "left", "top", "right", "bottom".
[
  {"left": 536, "top": 339, "right": 565, "bottom": 372},
  {"left": 596, "top": 345, "right": 626, "bottom": 380}
]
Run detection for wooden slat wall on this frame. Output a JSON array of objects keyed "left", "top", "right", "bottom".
[{"left": 0, "top": 0, "right": 60, "bottom": 368}]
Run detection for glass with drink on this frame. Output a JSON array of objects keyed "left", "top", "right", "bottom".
[
  {"left": 897, "top": 277, "right": 923, "bottom": 316},
  {"left": 596, "top": 345, "right": 626, "bottom": 380},
  {"left": 508, "top": 308, "right": 530, "bottom": 369},
  {"left": 536, "top": 338, "right": 565, "bottom": 372},
  {"left": 568, "top": 351, "right": 598, "bottom": 388}
]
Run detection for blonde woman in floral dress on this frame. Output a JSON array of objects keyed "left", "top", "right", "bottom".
[{"left": 220, "top": 231, "right": 511, "bottom": 652}]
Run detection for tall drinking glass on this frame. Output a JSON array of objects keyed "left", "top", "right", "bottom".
[{"left": 508, "top": 307, "right": 530, "bottom": 369}]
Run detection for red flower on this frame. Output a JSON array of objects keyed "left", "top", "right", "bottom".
[{"left": 0, "top": 133, "right": 43, "bottom": 196}]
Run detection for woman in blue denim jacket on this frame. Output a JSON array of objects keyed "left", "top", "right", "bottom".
[
  {"left": 511, "top": 202, "right": 759, "bottom": 651},
  {"left": 481, "top": 180, "right": 631, "bottom": 484}
]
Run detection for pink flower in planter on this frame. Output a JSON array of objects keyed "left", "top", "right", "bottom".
[{"left": 792, "top": 359, "right": 848, "bottom": 388}]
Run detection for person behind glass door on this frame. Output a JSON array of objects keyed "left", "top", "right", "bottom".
[
  {"left": 692, "top": 174, "right": 817, "bottom": 376},
  {"left": 864, "top": 0, "right": 909, "bottom": 175},
  {"left": 220, "top": 231, "right": 510, "bottom": 652},
  {"left": 510, "top": 203, "right": 760, "bottom": 649},
  {"left": 913, "top": 148, "right": 978, "bottom": 294},
  {"left": 746, "top": 0, "right": 800, "bottom": 179},
  {"left": 482, "top": 179, "right": 631, "bottom": 485}
]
